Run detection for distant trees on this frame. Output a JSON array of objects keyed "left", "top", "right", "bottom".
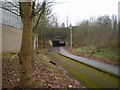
[
  {"left": 37, "top": 17, "right": 49, "bottom": 48},
  {"left": 61, "top": 23, "right": 65, "bottom": 27},
  {"left": 72, "top": 15, "right": 118, "bottom": 48},
  {"left": 36, "top": 14, "right": 69, "bottom": 48},
  {"left": 46, "top": 27, "right": 69, "bottom": 41},
  {"left": 34, "top": 1, "right": 53, "bottom": 48}
]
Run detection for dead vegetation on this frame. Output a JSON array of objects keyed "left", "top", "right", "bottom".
[{"left": 2, "top": 50, "right": 82, "bottom": 88}]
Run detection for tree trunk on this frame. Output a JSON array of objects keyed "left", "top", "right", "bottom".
[{"left": 19, "top": 2, "right": 33, "bottom": 88}]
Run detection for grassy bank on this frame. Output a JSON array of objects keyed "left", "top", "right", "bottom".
[{"left": 72, "top": 46, "right": 119, "bottom": 65}]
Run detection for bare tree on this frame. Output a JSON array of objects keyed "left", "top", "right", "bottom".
[{"left": 1, "top": 0, "right": 47, "bottom": 88}]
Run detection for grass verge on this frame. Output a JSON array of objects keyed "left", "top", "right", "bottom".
[{"left": 72, "top": 46, "right": 119, "bottom": 65}]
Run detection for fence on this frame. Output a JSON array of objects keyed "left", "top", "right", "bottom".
[{"left": 0, "top": 7, "right": 22, "bottom": 29}]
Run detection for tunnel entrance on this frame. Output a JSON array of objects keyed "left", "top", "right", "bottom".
[{"left": 52, "top": 39, "right": 66, "bottom": 47}]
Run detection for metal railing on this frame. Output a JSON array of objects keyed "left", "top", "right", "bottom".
[{"left": 0, "top": 7, "right": 22, "bottom": 29}]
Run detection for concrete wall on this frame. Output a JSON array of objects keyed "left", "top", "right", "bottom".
[{"left": 2, "top": 24, "right": 22, "bottom": 53}]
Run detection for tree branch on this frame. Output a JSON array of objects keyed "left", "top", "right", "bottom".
[
  {"left": 33, "top": 10, "right": 45, "bottom": 32},
  {"left": 32, "top": 0, "right": 36, "bottom": 10},
  {"left": 32, "top": 1, "right": 46, "bottom": 17},
  {"left": 0, "top": 6, "right": 20, "bottom": 16},
  {"left": 7, "top": 2, "right": 19, "bottom": 9}
]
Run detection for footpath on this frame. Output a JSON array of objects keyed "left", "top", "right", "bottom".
[{"left": 59, "top": 47, "right": 120, "bottom": 77}]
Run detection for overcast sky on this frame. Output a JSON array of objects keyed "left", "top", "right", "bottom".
[{"left": 52, "top": 0, "right": 119, "bottom": 26}]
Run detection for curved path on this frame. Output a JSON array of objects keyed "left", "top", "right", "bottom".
[
  {"left": 47, "top": 47, "right": 119, "bottom": 88},
  {"left": 59, "top": 47, "right": 120, "bottom": 77}
]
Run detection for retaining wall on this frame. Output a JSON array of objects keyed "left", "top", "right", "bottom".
[{"left": 2, "top": 24, "right": 22, "bottom": 53}]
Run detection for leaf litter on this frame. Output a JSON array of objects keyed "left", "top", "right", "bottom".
[{"left": 2, "top": 51, "right": 83, "bottom": 88}]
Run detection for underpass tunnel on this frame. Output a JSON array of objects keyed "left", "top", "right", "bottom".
[{"left": 52, "top": 39, "right": 66, "bottom": 47}]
